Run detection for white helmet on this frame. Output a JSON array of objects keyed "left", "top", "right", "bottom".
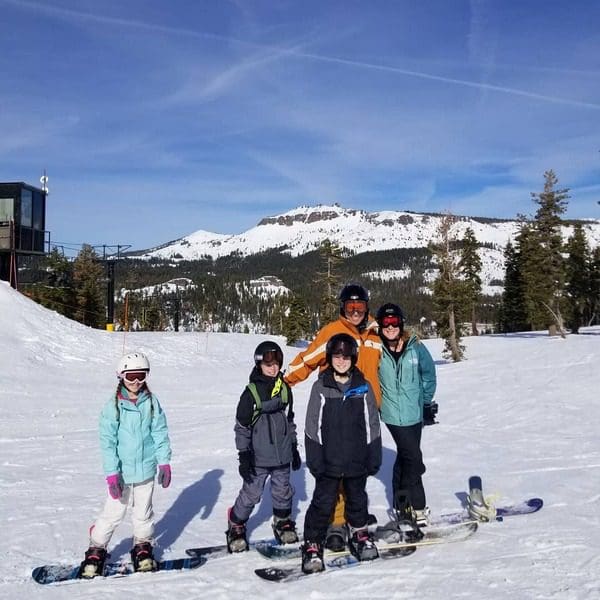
[{"left": 117, "top": 352, "right": 150, "bottom": 375}]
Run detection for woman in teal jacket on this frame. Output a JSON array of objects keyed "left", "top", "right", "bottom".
[
  {"left": 377, "top": 304, "right": 437, "bottom": 527},
  {"left": 80, "top": 352, "right": 172, "bottom": 578}
]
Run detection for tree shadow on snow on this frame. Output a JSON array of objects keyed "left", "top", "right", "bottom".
[{"left": 109, "top": 469, "right": 224, "bottom": 560}]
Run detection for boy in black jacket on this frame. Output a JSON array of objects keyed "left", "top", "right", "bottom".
[
  {"left": 226, "top": 341, "right": 301, "bottom": 552},
  {"left": 301, "top": 333, "right": 382, "bottom": 573}
]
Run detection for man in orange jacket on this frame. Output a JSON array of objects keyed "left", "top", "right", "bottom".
[{"left": 284, "top": 283, "right": 382, "bottom": 551}]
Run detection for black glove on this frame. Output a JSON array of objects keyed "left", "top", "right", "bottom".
[
  {"left": 238, "top": 450, "right": 256, "bottom": 483},
  {"left": 423, "top": 401, "right": 438, "bottom": 426},
  {"left": 291, "top": 444, "right": 301, "bottom": 471}
]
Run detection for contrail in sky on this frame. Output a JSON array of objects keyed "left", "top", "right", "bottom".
[{"left": 4, "top": 0, "right": 600, "bottom": 110}]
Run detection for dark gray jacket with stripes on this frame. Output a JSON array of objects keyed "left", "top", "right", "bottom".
[
  {"left": 305, "top": 367, "right": 381, "bottom": 478},
  {"left": 234, "top": 367, "right": 296, "bottom": 468}
]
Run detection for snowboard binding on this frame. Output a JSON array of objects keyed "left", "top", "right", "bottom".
[{"left": 467, "top": 476, "right": 498, "bottom": 522}]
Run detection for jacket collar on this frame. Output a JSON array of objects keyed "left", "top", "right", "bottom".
[{"left": 321, "top": 367, "right": 366, "bottom": 390}]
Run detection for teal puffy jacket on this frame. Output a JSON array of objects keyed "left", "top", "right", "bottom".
[
  {"left": 99, "top": 388, "right": 171, "bottom": 484},
  {"left": 378, "top": 333, "right": 437, "bottom": 427}
]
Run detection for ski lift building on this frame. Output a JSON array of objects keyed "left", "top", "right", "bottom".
[{"left": 0, "top": 182, "right": 48, "bottom": 285}]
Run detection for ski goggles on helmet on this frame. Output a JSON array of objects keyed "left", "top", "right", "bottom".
[
  {"left": 121, "top": 370, "right": 148, "bottom": 383},
  {"left": 255, "top": 349, "right": 283, "bottom": 365},
  {"left": 344, "top": 300, "right": 367, "bottom": 315},
  {"left": 381, "top": 315, "right": 401, "bottom": 328},
  {"left": 329, "top": 340, "right": 357, "bottom": 358}
]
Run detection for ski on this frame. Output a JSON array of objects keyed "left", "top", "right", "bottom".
[
  {"left": 255, "top": 545, "right": 416, "bottom": 582},
  {"left": 255, "top": 521, "right": 477, "bottom": 561},
  {"left": 32, "top": 555, "right": 204, "bottom": 585}
]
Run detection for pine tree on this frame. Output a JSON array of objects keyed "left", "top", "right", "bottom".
[
  {"left": 459, "top": 227, "right": 482, "bottom": 335},
  {"left": 315, "top": 239, "right": 344, "bottom": 327},
  {"left": 589, "top": 247, "right": 600, "bottom": 326},
  {"left": 282, "top": 294, "right": 310, "bottom": 345},
  {"left": 72, "top": 244, "right": 105, "bottom": 328},
  {"left": 564, "top": 224, "right": 591, "bottom": 333},
  {"left": 29, "top": 248, "right": 77, "bottom": 319},
  {"left": 429, "top": 214, "right": 465, "bottom": 361},
  {"left": 523, "top": 170, "right": 569, "bottom": 334},
  {"left": 499, "top": 239, "right": 529, "bottom": 332}
]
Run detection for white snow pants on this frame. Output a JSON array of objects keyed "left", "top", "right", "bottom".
[{"left": 90, "top": 477, "right": 155, "bottom": 548}]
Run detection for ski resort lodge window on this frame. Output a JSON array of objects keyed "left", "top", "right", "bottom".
[
  {"left": 0, "top": 198, "right": 13, "bottom": 225},
  {"left": 21, "top": 189, "right": 32, "bottom": 227}
]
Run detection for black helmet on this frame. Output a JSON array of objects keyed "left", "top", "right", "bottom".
[
  {"left": 376, "top": 303, "right": 405, "bottom": 334},
  {"left": 254, "top": 341, "right": 284, "bottom": 367},
  {"left": 339, "top": 283, "right": 370, "bottom": 326},
  {"left": 339, "top": 283, "right": 369, "bottom": 306},
  {"left": 325, "top": 333, "right": 358, "bottom": 368}
]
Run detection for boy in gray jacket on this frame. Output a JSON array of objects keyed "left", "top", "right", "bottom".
[{"left": 226, "top": 341, "right": 301, "bottom": 552}]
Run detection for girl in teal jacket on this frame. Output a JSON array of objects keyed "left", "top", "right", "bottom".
[
  {"left": 79, "top": 352, "right": 172, "bottom": 578},
  {"left": 377, "top": 304, "right": 436, "bottom": 527}
]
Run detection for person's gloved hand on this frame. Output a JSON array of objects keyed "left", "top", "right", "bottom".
[
  {"left": 291, "top": 444, "right": 302, "bottom": 471},
  {"left": 158, "top": 464, "right": 171, "bottom": 488},
  {"left": 238, "top": 450, "right": 256, "bottom": 483},
  {"left": 106, "top": 473, "right": 123, "bottom": 499},
  {"left": 423, "top": 401, "right": 439, "bottom": 426}
]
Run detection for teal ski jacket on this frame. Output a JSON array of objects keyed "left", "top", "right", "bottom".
[
  {"left": 99, "top": 387, "right": 171, "bottom": 484},
  {"left": 378, "top": 333, "right": 437, "bottom": 427}
]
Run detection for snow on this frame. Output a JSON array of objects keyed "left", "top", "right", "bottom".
[
  {"left": 136, "top": 205, "right": 600, "bottom": 295},
  {"left": 1, "top": 279, "right": 600, "bottom": 598}
]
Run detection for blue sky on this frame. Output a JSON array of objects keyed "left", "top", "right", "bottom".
[{"left": 1, "top": 0, "right": 599, "bottom": 251}]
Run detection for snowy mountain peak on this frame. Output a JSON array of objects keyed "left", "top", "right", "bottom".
[{"left": 136, "top": 203, "right": 600, "bottom": 265}]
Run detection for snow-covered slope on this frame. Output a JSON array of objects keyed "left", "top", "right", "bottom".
[
  {"left": 138, "top": 204, "right": 600, "bottom": 261},
  {"left": 2, "top": 280, "right": 600, "bottom": 599}
]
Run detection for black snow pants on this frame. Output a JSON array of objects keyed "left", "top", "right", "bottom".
[{"left": 386, "top": 422, "right": 426, "bottom": 510}]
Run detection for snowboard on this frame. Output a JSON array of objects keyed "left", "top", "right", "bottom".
[
  {"left": 255, "top": 545, "right": 417, "bottom": 582},
  {"left": 32, "top": 555, "right": 205, "bottom": 585},
  {"left": 433, "top": 475, "right": 543, "bottom": 526},
  {"left": 255, "top": 520, "right": 477, "bottom": 561},
  {"left": 185, "top": 538, "right": 284, "bottom": 561}
]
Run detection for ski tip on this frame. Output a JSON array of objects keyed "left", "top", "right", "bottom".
[{"left": 527, "top": 498, "right": 544, "bottom": 509}]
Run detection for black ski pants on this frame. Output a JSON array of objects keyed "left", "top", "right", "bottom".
[
  {"left": 303, "top": 474, "right": 368, "bottom": 543},
  {"left": 386, "top": 422, "right": 426, "bottom": 510}
]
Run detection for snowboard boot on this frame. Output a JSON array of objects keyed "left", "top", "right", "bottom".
[
  {"left": 272, "top": 515, "right": 299, "bottom": 545},
  {"left": 348, "top": 525, "right": 379, "bottom": 562},
  {"left": 325, "top": 523, "right": 347, "bottom": 552},
  {"left": 393, "top": 489, "right": 424, "bottom": 542},
  {"left": 301, "top": 540, "right": 324, "bottom": 574},
  {"left": 226, "top": 508, "right": 249, "bottom": 553},
  {"left": 130, "top": 542, "right": 157, "bottom": 572},
  {"left": 79, "top": 546, "right": 107, "bottom": 579}
]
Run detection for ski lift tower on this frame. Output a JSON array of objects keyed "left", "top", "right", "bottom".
[{"left": 0, "top": 179, "right": 49, "bottom": 288}]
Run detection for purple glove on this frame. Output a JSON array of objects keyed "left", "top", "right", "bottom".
[
  {"left": 158, "top": 464, "right": 171, "bottom": 488},
  {"left": 106, "top": 473, "right": 123, "bottom": 499}
]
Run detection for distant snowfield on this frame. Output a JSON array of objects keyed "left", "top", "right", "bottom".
[{"left": 1, "top": 281, "right": 599, "bottom": 599}]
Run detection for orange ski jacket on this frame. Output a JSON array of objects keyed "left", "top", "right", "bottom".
[{"left": 284, "top": 317, "right": 383, "bottom": 407}]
